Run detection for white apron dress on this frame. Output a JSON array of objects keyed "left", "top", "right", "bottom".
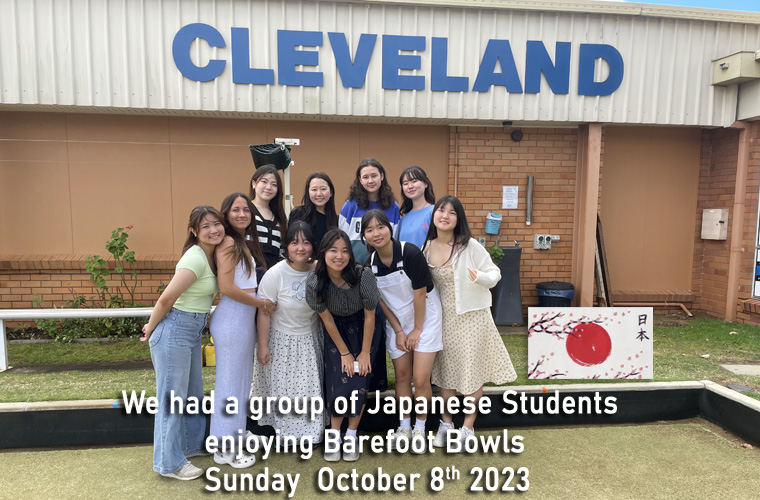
[{"left": 370, "top": 242, "right": 443, "bottom": 359}]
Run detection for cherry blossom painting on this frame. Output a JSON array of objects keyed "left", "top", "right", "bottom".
[{"left": 528, "top": 307, "right": 653, "bottom": 380}]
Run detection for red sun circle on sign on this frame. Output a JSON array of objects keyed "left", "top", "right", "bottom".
[{"left": 565, "top": 323, "right": 612, "bottom": 366}]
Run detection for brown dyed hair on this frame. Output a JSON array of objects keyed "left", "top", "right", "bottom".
[
  {"left": 182, "top": 205, "right": 225, "bottom": 254},
  {"left": 220, "top": 193, "right": 267, "bottom": 275}
]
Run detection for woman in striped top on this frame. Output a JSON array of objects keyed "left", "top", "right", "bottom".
[{"left": 249, "top": 165, "right": 287, "bottom": 275}]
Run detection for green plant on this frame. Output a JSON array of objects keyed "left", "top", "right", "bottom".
[
  {"left": 489, "top": 243, "right": 504, "bottom": 266},
  {"left": 29, "top": 226, "right": 145, "bottom": 341},
  {"left": 85, "top": 225, "right": 137, "bottom": 306},
  {"left": 31, "top": 294, "right": 59, "bottom": 338}
]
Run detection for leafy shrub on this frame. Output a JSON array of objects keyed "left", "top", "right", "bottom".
[{"left": 32, "top": 226, "right": 145, "bottom": 342}]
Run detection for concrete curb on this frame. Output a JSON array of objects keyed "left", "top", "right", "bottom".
[
  {"left": 1, "top": 381, "right": 758, "bottom": 449},
  {"left": 0, "top": 381, "right": 710, "bottom": 413}
]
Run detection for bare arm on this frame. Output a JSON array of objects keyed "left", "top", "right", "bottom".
[
  {"left": 140, "top": 268, "right": 198, "bottom": 341},
  {"left": 319, "top": 309, "right": 357, "bottom": 377},
  {"left": 379, "top": 299, "right": 408, "bottom": 352},
  {"left": 216, "top": 237, "right": 276, "bottom": 312},
  {"left": 256, "top": 311, "right": 271, "bottom": 364},
  {"left": 356, "top": 308, "right": 375, "bottom": 376},
  {"left": 405, "top": 287, "right": 427, "bottom": 350}
]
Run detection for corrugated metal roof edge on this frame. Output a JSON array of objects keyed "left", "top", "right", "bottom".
[
  {"left": 0, "top": 103, "right": 731, "bottom": 128},
  {"left": 337, "top": 0, "right": 760, "bottom": 25}
]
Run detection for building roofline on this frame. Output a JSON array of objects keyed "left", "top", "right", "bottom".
[{"left": 333, "top": 0, "right": 760, "bottom": 25}]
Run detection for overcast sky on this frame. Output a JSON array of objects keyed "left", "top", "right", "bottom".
[{"left": 594, "top": 0, "right": 758, "bottom": 12}]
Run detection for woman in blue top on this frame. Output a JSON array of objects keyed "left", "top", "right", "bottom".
[
  {"left": 140, "top": 205, "right": 225, "bottom": 481},
  {"left": 339, "top": 158, "right": 400, "bottom": 265},
  {"left": 397, "top": 166, "right": 436, "bottom": 249}
]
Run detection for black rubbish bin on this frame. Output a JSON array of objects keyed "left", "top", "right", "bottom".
[{"left": 536, "top": 281, "right": 574, "bottom": 307}]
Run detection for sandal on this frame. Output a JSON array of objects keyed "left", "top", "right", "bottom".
[{"left": 214, "top": 450, "right": 256, "bottom": 469}]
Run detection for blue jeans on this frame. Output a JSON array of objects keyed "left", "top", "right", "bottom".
[{"left": 149, "top": 308, "right": 207, "bottom": 474}]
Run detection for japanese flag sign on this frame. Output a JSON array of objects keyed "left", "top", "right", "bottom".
[{"left": 528, "top": 307, "right": 654, "bottom": 380}]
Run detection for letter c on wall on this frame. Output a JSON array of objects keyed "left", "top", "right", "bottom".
[{"left": 172, "top": 23, "right": 226, "bottom": 82}]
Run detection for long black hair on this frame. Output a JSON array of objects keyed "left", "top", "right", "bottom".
[
  {"left": 313, "top": 229, "right": 362, "bottom": 305},
  {"left": 220, "top": 193, "right": 267, "bottom": 276},
  {"left": 294, "top": 172, "right": 338, "bottom": 228},
  {"left": 423, "top": 195, "right": 472, "bottom": 263},
  {"left": 249, "top": 165, "right": 287, "bottom": 238},
  {"left": 282, "top": 221, "right": 317, "bottom": 262},
  {"left": 399, "top": 166, "right": 436, "bottom": 216},
  {"left": 347, "top": 157, "right": 396, "bottom": 210}
]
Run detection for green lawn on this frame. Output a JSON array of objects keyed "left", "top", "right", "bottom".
[
  {"left": 1, "top": 421, "right": 759, "bottom": 499},
  {"left": 2, "top": 317, "right": 759, "bottom": 403}
]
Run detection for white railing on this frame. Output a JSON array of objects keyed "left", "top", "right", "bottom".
[{"left": 0, "top": 308, "right": 154, "bottom": 372}]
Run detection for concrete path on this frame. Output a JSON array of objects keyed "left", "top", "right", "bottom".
[{"left": 721, "top": 364, "right": 760, "bottom": 376}]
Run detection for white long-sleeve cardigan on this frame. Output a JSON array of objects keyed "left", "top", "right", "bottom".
[{"left": 447, "top": 238, "right": 502, "bottom": 315}]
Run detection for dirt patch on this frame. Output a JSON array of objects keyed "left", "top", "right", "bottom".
[
  {"left": 7, "top": 361, "right": 154, "bottom": 374},
  {"left": 654, "top": 314, "right": 693, "bottom": 328}
]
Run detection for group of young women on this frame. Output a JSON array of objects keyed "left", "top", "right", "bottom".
[{"left": 140, "top": 158, "right": 516, "bottom": 480}]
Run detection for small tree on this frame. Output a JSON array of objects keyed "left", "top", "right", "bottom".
[{"left": 85, "top": 225, "right": 137, "bottom": 307}]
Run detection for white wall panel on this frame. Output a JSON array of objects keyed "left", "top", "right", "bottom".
[{"left": 1, "top": 0, "right": 758, "bottom": 126}]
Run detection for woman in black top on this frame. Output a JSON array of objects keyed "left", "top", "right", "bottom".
[
  {"left": 288, "top": 172, "right": 338, "bottom": 248},
  {"left": 306, "top": 229, "right": 381, "bottom": 462},
  {"left": 249, "top": 165, "right": 287, "bottom": 273}
]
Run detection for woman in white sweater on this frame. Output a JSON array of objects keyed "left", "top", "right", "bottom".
[{"left": 423, "top": 195, "right": 517, "bottom": 448}]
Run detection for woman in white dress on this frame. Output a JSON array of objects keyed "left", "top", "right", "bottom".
[{"left": 252, "top": 221, "right": 325, "bottom": 443}]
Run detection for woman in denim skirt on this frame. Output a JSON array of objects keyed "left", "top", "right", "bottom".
[{"left": 140, "top": 205, "right": 225, "bottom": 481}]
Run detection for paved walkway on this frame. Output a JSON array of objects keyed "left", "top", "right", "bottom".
[{"left": 721, "top": 364, "right": 760, "bottom": 376}]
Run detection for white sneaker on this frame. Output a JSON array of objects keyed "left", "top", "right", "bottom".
[
  {"left": 433, "top": 421, "right": 455, "bottom": 448},
  {"left": 343, "top": 435, "right": 360, "bottom": 462},
  {"left": 457, "top": 426, "right": 475, "bottom": 452},
  {"left": 389, "top": 426, "right": 410, "bottom": 451},
  {"left": 410, "top": 428, "right": 427, "bottom": 454},
  {"left": 161, "top": 462, "right": 203, "bottom": 481},
  {"left": 324, "top": 437, "right": 341, "bottom": 462},
  {"left": 214, "top": 450, "right": 256, "bottom": 469}
]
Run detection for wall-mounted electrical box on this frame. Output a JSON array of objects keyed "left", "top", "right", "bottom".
[
  {"left": 701, "top": 209, "right": 728, "bottom": 240},
  {"left": 712, "top": 51, "right": 760, "bottom": 86},
  {"left": 534, "top": 234, "right": 560, "bottom": 250}
]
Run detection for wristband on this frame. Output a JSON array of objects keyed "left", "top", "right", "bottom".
[{"left": 340, "top": 352, "right": 352, "bottom": 357}]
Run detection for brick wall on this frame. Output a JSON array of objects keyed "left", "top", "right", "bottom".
[
  {"left": 0, "top": 256, "right": 175, "bottom": 327},
  {"left": 692, "top": 128, "right": 738, "bottom": 318},
  {"left": 735, "top": 122, "right": 760, "bottom": 325},
  {"left": 449, "top": 126, "right": 578, "bottom": 312}
]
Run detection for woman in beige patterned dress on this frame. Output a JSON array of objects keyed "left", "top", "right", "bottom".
[{"left": 423, "top": 195, "right": 517, "bottom": 448}]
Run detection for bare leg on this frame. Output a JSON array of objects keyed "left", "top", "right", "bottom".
[
  {"left": 330, "top": 416, "right": 343, "bottom": 432},
  {"left": 462, "top": 387, "right": 483, "bottom": 429},
  {"left": 347, "top": 405, "right": 366, "bottom": 430},
  {"left": 411, "top": 352, "right": 437, "bottom": 422},
  {"left": 439, "top": 388, "right": 457, "bottom": 424},
  {"left": 392, "top": 353, "right": 413, "bottom": 420}
]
